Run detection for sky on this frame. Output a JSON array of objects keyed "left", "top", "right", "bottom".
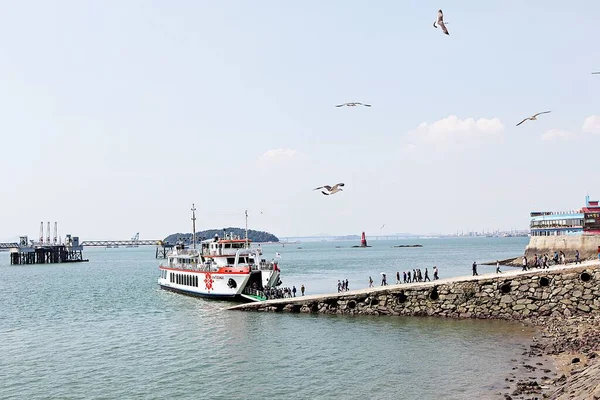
[{"left": 0, "top": 1, "right": 599, "bottom": 241}]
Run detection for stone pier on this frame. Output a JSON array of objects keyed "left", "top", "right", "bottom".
[{"left": 229, "top": 261, "right": 600, "bottom": 320}]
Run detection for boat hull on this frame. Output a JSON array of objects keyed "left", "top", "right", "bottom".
[
  {"left": 159, "top": 284, "right": 242, "bottom": 300},
  {"left": 158, "top": 267, "right": 252, "bottom": 298}
]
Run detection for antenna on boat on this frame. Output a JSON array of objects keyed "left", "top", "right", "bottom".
[
  {"left": 245, "top": 209, "right": 249, "bottom": 248},
  {"left": 191, "top": 203, "right": 197, "bottom": 250}
]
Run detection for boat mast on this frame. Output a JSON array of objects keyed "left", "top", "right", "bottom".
[
  {"left": 191, "top": 203, "right": 197, "bottom": 250},
  {"left": 245, "top": 209, "right": 249, "bottom": 248}
]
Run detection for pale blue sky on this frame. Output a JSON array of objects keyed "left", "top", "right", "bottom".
[{"left": 1, "top": 1, "right": 599, "bottom": 241}]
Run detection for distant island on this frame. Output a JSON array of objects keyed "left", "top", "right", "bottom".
[{"left": 164, "top": 228, "right": 279, "bottom": 244}]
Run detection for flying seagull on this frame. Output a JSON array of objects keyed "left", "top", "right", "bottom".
[
  {"left": 380, "top": 224, "right": 385, "bottom": 229},
  {"left": 433, "top": 9, "right": 449, "bottom": 35},
  {"left": 313, "top": 183, "right": 345, "bottom": 195},
  {"left": 335, "top": 102, "right": 371, "bottom": 108},
  {"left": 516, "top": 111, "right": 551, "bottom": 126},
  {"left": 592, "top": 72, "right": 600, "bottom": 74}
]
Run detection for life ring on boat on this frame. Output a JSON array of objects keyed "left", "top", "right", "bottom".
[{"left": 227, "top": 278, "right": 237, "bottom": 289}]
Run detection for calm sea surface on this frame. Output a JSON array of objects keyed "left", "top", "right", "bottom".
[{"left": 0, "top": 237, "right": 533, "bottom": 399}]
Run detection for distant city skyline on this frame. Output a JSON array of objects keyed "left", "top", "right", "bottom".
[{"left": 0, "top": 2, "right": 598, "bottom": 241}]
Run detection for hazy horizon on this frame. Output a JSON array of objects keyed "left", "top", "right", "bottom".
[{"left": 1, "top": 1, "right": 598, "bottom": 242}]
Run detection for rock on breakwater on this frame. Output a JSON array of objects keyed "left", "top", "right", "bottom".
[{"left": 229, "top": 262, "right": 600, "bottom": 321}]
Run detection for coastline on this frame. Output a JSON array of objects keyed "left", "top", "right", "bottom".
[{"left": 500, "top": 315, "right": 600, "bottom": 399}]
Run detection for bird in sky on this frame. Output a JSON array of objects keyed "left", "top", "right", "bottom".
[
  {"left": 313, "top": 183, "right": 345, "bottom": 195},
  {"left": 335, "top": 102, "right": 371, "bottom": 108},
  {"left": 592, "top": 72, "right": 600, "bottom": 74},
  {"left": 433, "top": 10, "right": 449, "bottom": 35},
  {"left": 380, "top": 224, "right": 385, "bottom": 229},
  {"left": 516, "top": 111, "right": 551, "bottom": 126}
]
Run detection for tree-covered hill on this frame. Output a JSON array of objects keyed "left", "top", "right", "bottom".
[{"left": 163, "top": 228, "right": 278, "bottom": 244}]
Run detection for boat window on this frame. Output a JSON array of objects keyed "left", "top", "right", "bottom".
[
  {"left": 224, "top": 244, "right": 231, "bottom": 248},
  {"left": 238, "top": 257, "right": 246, "bottom": 264},
  {"left": 227, "top": 257, "right": 236, "bottom": 264}
]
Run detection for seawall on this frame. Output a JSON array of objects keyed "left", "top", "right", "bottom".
[
  {"left": 525, "top": 235, "right": 600, "bottom": 261},
  {"left": 229, "top": 261, "right": 600, "bottom": 320}
]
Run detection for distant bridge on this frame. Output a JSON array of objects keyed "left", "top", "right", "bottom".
[
  {"left": 0, "top": 243, "right": 19, "bottom": 249},
  {"left": 279, "top": 236, "right": 421, "bottom": 242},
  {"left": 80, "top": 240, "right": 162, "bottom": 247}
]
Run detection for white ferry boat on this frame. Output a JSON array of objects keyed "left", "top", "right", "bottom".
[{"left": 157, "top": 206, "right": 282, "bottom": 302}]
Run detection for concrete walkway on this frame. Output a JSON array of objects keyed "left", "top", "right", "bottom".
[{"left": 228, "top": 259, "right": 600, "bottom": 311}]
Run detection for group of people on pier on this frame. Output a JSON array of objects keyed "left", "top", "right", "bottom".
[
  {"left": 263, "top": 285, "right": 305, "bottom": 300},
  {"left": 338, "top": 279, "right": 349, "bottom": 292},
  {"left": 368, "top": 267, "right": 440, "bottom": 288},
  {"left": 521, "top": 250, "right": 581, "bottom": 271}
]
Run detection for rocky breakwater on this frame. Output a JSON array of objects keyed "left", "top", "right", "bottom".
[{"left": 230, "top": 262, "right": 600, "bottom": 320}]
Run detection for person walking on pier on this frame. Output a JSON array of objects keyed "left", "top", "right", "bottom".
[
  {"left": 412, "top": 269, "right": 417, "bottom": 282},
  {"left": 496, "top": 260, "right": 502, "bottom": 274},
  {"left": 292, "top": 286, "right": 297, "bottom": 297},
  {"left": 433, "top": 266, "right": 439, "bottom": 280},
  {"left": 575, "top": 250, "right": 581, "bottom": 264},
  {"left": 396, "top": 271, "right": 400, "bottom": 284},
  {"left": 337, "top": 280, "right": 342, "bottom": 293},
  {"left": 403, "top": 271, "right": 407, "bottom": 283},
  {"left": 560, "top": 251, "right": 566, "bottom": 265},
  {"left": 345, "top": 279, "right": 349, "bottom": 291},
  {"left": 381, "top": 273, "right": 387, "bottom": 286},
  {"left": 406, "top": 271, "right": 412, "bottom": 283},
  {"left": 369, "top": 276, "right": 374, "bottom": 288},
  {"left": 472, "top": 261, "right": 478, "bottom": 276},
  {"left": 424, "top": 268, "right": 430, "bottom": 282},
  {"left": 301, "top": 284, "right": 305, "bottom": 296},
  {"left": 522, "top": 256, "right": 528, "bottom": 271}
]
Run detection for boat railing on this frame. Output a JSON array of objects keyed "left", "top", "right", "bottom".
[
  {"left": 242, "top": 287, "right": 266, "bottom": 300},
  {"left": 167, "top": 248, "right": 200, "bottom": 257},
  {"left": 251, "top": 262, "right": 275, "bottom": 271}
]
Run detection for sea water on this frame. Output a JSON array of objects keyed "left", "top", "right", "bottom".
[{"left": 0, "top": 237, "right": 532, "bottom": 399}]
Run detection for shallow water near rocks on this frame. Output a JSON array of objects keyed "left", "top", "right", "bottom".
[{"left": 1, "top": 238, "right": 535, "bottom": 399}]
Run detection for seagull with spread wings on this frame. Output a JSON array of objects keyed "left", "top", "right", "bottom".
[
  {"left": 516, "top": 111, "right": 551, "bottom": 126},
  {"left": 433, "top": 10, "right": 449, "bottom": 35},
  {"left": 335, "top": 102, "right": 371, "bottom": 108},
  {"left": 593, "top": 72, "right": 600, "bottom": 74},
  {"left": 313, "top": 183, "right": 345, "bottom": 195}
]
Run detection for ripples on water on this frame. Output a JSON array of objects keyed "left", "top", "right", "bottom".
[{"left": 0, "top": 238, "right": 532, "bottom": 399}]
